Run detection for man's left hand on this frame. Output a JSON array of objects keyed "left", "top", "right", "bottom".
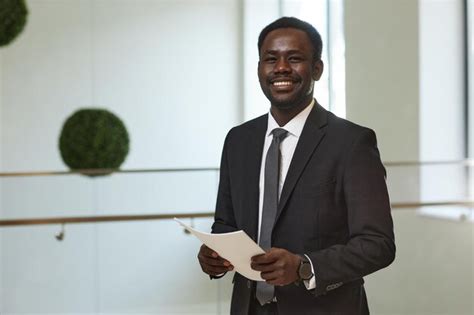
[{"left": 251, "top": 248, "right": 301, "bottom": 286}]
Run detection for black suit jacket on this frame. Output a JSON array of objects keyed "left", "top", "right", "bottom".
[{"left": 211, "top": 104, "right": 395, "bottom": 315}]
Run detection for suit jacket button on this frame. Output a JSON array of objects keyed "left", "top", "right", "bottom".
[{"left": 247, "top": 280, "right": 251, "bottom": 288}]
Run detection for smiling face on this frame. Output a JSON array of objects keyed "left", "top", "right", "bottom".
[{"left": 258, "top": 28, "right": 323, "bottom": 111}]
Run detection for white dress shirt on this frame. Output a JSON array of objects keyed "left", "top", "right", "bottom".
[{"left": 257, "top": 99, "right": 316, "bottom": 290}]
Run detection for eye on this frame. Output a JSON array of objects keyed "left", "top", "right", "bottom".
[
  {"left": 263, "top": 56, "right": 277, "bottom": 63},
  {"left": 288, "top": 56, "right": 303, "bottom": 63}
]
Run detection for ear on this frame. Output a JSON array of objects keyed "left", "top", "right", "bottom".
[{"left": 312, "top": 59, "right": 324, "bottom": 81}]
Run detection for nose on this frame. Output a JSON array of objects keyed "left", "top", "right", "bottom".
[{"left": 274, "top": 57, "right": 291, "bottom": 74}]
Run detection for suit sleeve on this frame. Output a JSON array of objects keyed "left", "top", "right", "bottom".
[
  {"left": 307, "top": 129, "right": 396, "bottom": 297},
  {"left": 211, "top": 130, "right": 238, "bottom": 234}
]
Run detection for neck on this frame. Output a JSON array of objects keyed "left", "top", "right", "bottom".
[{"left": 270, "top": 98, "right": 313, "bottom": 127}]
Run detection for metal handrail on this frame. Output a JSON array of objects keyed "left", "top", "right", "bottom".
[
  {"left": 0, "top": 212, "right": 213, "bottom": 227},
  {"left": 0, "top": 167, "right": 220, "bottom": 178},
  {"left": 0, "top": 159, "right": 472, "bottom": 177},
  {"left": 383, "top": 159, "right": 473, "bottom": 167},
  {"left": 0, "top": 200, "right": 472, "bottom": 227}
]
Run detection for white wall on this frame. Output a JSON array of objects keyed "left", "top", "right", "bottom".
[
  {"left": 345, "top": 0, "right": 419, "bottom": 162},
  {"left": 1, "top": 0, "right": 239, "bottom": 172},
  {"left": 420, "top": 0, "right": 465, "bottom": 162},
  {"left": 419, "top": 0, "right": 467, "bottom": 216},
  {"left": 0, "top": 0, "right": 238, "bottom": 313},
  {"left": 345, "top": 0, "right": 473, "bottom": 314}
]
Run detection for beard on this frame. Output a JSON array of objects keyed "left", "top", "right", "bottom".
[{"left": 261, "top": 80, "right": 314, "bottom": 110}]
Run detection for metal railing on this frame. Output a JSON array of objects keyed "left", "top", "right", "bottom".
[
  {"left": 0, "top": 167, "right": 219, "bottom": 178},
  {"left": 0, "top": 201, "right": 472, "bottom": 228},
  {"left": 0, "top": 159, "right": 471, "bottom": 178},
  {"left": 0, "top": 159, "right": 472, "bottom": 228}
]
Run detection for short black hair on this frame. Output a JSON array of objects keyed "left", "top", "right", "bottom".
[{"left": 258, "top": 17, "right": 323, "bottom": 61}]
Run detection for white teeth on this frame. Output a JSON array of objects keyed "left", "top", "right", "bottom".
[{"left": 273, "top": 81, "right": 293, "bottom": 86}]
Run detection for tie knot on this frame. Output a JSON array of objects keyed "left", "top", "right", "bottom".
[{"left": 272, "top": 128, "right": 288, "bottom": 141}]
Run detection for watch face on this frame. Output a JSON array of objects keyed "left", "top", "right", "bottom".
[{"left": 299, "top": 260, "right": 313, "bottom": 280}]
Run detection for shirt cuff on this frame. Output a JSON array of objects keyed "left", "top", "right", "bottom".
[
  {"left": 303, "top": 254, "right": 316, "bottom": 290},
  {"left": 210, "top": 272, "right": 226, "bottom": 279}
]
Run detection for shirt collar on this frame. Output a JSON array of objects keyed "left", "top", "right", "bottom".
[{"left": 266, "top": 99, "right": 315, "bottom": 138}]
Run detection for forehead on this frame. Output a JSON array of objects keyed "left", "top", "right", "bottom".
[{"left": 260, "top": 28, "right": 312, "bottom": 54}]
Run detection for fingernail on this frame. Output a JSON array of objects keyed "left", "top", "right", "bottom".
[{"left": 224, "top": 261, "right": 230, "bottom": 266}]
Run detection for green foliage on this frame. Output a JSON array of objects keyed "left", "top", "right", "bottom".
[
  {"left": 59, "top": 108, "right": 130, "bottom": 177},
  {"left": 0, "top": 0, "right": 28, "bottom": 47}
]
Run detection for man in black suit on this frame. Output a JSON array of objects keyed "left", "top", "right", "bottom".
[{"left": 198, "top": 17, "right": 395, "bottom": 315}]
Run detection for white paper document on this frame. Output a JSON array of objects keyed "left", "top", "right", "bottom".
[{"left": 175, "top": 218, "right": 265, "bottom": 281}]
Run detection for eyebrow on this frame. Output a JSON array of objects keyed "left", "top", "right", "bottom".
[{"left": 262, "top": 49, "right": 304, "bottom": 55}]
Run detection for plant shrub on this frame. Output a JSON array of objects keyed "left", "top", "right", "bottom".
[
  {"left": 0, "top": 0, "right": 28, "bottom": 47},
  {"left": 59, "top": 108, "right": 130, "bottom": 177}
]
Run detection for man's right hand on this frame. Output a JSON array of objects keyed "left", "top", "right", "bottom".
[{"left": 197, "top": 244, "right": 234, "bottom": 276}]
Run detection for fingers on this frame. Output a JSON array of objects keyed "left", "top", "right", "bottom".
[
  {"left": 199, "top": 258, "right": 231, "bottom": 275},
  {"left": 199, "top": 253, "right": 232, "bottom": 269},
  {"left": 251, "top": 252, "right": 285, "bottom": 281},
  {"left": 263, "top": 248, "right": 286, "bottom": 260},
  {"left": 251, "top": 250, "right": 279, "bottom": 265},
  {"left": 199, "top": 244, "right": 218, "bottom": 258},
  {"left": 261, "top": 270, "right": 285, "bottom": 285},
  {"left": 198, "top": 245, "right": 234, "bottom": 276},
  {"left": 202, "top": 263, "right": 232, "bottom": 275},
  {"left": 251, "top": 248, "right": 300, "bottom": 286},
  {"left": 199, "top": 245, "right": 231, "bottom": 265},
  {"left": 250, "top": 259, "right": 275, "bottom": 272},
  {"left": 257, "top": 266, "right": 294, "bottom": 286}
]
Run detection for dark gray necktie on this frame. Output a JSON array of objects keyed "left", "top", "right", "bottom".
[{"left": 256, "top": 128, "right": 288, "bottom": 306}]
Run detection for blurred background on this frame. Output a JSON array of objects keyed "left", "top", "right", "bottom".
[{"left": 0, "top": 0, "right": 473, "bottom": 314}]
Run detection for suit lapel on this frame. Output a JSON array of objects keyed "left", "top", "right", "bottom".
[
  {"left": 243, "top": 115, "right": 267, "bottom": 241},
  {"left": 276, "top": 104, "right": 328, "bottom": 222}
]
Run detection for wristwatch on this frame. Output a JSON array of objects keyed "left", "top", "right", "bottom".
[{"left": 298, "top": 255, "right": 313, "bottom": 281}]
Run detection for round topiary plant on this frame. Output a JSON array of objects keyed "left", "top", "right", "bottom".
[
  {"left": 0, "top": 0, "right": 28, "bottom": 47},
  {"left": 59, "top": 108, "right": 130, "bottom": 177}
]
